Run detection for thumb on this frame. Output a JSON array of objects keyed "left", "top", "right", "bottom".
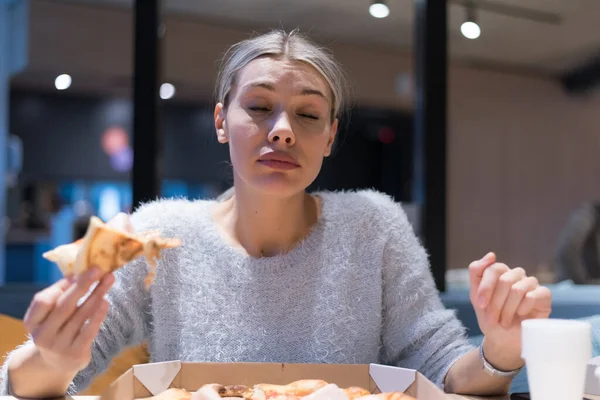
[{"left": 469, "top": 252, "right": 496, "bottom": 299}]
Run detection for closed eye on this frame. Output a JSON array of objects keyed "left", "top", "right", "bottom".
[
  {"left": 249, "top": 106, "right": 270, "bottom": 112},
  {"left": 299, "top": 114, "right": 319, "bottom": 120}
]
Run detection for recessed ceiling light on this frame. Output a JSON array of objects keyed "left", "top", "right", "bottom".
[
  {"left": 369, "top": 1, "right": 390, "bottom": 19},
  {"left": 55, "top": 74, "right": 72, "bottom": 90},
  {"left": 160, "top": 83, "right": 176, "bottom": 100}
]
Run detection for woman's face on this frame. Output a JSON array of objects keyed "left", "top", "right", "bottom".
[{"left": 214, "top": 57, "right": 338, "bottom": 197}]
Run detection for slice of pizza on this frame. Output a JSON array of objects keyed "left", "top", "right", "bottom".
[{"left": 42, "top": 212, "right": 181, "bottom": 288}]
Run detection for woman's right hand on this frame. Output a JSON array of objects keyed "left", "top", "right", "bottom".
[{"left": 23, "top": 267, "right": 115, "bottom": 375}]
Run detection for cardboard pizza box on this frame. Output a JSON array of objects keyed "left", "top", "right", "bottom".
[{"left": 97, "top": 361, "right": 506, "bottom": 400}]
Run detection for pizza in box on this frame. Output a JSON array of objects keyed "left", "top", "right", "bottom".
[{"left": 135, "top": 380, "right": 415, "bottom": 400}]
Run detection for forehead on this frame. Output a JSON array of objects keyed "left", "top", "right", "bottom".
[{"left": 236, "top": 57, "right": 332, "bottom": 97}]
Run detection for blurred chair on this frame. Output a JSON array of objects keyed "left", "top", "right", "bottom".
[
  {"left": 555, "top": 202, "right": 600, "bottom": 285},
  {"left": 0, "top": 314, "right": 149, "bottom": 395}
]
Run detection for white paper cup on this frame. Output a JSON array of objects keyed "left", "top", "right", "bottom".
[{"left": 522, "top": 319, "right": 592, "bottom": 400}]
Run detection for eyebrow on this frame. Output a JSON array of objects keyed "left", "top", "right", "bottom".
[{"left": 246, "top": 82, "right": 328, "bottom": 101}]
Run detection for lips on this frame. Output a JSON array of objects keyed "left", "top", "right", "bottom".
[{"left": 257, "top": 152, "right": 300, "bottom": 170}]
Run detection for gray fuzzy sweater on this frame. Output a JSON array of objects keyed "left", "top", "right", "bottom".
[{"left": 1, "top": 190, "right": 474, "bottom": 395}]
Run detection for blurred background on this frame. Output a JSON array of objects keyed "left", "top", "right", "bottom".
[{"left": 1, "top": 0, "right": 600, "bottom": 335}]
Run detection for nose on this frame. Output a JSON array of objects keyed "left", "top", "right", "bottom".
[{"left": 267, "top": 112, "right": 296, "bottom": 146}]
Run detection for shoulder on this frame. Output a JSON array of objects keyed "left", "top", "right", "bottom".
[
  {"left": 129, "top": 197, "right": 212, "bottom": 235},
  {"left": 317, "top": 189, "right": 413, "bottom": 236},
  {"left": 318, "top": 189, "right": 427, "bottom": 271}
]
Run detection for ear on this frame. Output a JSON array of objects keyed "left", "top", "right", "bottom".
[
  {"left": 323, "top": 118, "right": 339, "bottom": 157},
  {"left": 214, "top": 103, "right": 228, "bottom": 144}
]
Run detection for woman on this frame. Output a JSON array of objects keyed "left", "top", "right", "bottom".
[{"left": 1, "top": 30, "right": 551, "bottom": 398}]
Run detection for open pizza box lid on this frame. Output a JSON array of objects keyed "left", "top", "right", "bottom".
[{"left": 98, "top": 361, "right": 468, "bottom": 400}]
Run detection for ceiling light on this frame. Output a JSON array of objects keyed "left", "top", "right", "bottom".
[
  {"left": 55, "top": 74, "right": 72, "bottom": 90},
  {"left": 369, "top": 1, "right": 389, "bottom": 19},
  {"left": 461, "top": 21, "right": 481, "bottom": 39},
  {"left": 160, "top": 83, "right": 176, "bottom": 100},
  {"left": 461, "top": 3, "right": 481, "bottom": 39}
]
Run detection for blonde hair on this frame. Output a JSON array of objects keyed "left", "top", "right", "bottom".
[{"left": 215, "top": 29, "right": 351, "bottom": 122}]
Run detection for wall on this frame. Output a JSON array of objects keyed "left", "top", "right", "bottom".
[
  {"left": 9, "top": 89, "right": 414, "bottom": 198},
  {"left": 18, "top": 0, "right": 600, "bottom": 274},
  {"left": 448, "top": 67, "right": 600, "bottom": 272},
  {"left": 22, "top": 0, "right": 415, "bottom": 109}
]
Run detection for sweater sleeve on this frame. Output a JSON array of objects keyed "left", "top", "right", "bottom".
[
  {"left": 378, "top": 200, "right": 474, "bottom": 390},
  {"left": 0, "top": 213, "right": 153, "bottom": 396},
  {"left": 70, "top": 253, "right": 151, "bottom": 393}
]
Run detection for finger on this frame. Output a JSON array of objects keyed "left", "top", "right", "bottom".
[
  {"left": 500, "top": 276, "right": 538, "bottom": 327},
  {"left": 24, "top": 278, "right": 74, "bottom": 331},
  {"left": 40, "top": 267, "right": 103, "bottom": 335},
  {"left": 468, "top": 252, "right": 496, "bottom": 299},
  {"left": 517, "top": 286, "right": 552, "bottom": 319},
  {"left": 486, "top": 267, "right": 527, "bottom": 324},
  {"left": 58, "top": 273, "right": 114, "bottom": 345},
  {"left": 475, "top": 262, "right": 510, "bottom": 310},
  {"left": 73, "top": 298, "right": 109, "bottom": 350}
]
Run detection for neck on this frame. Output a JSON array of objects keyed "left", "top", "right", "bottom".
[{"left": 215, "top": 183, "right": 319, "bottom": 258}]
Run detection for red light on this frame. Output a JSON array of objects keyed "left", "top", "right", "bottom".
[
  {"left": 102, "top": 126, "right": 129, "bottom": 155},
  {"left": 378, "top": 127, "right": 395, "bottom": 144}
]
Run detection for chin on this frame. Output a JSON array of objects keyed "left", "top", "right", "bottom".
[{"left": 251, "top": 176, "right": 311, "bottom": 198}]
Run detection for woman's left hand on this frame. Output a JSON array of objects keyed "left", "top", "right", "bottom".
[{"left": 469, "top": 252, "right": 552, "bottom": 371}]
